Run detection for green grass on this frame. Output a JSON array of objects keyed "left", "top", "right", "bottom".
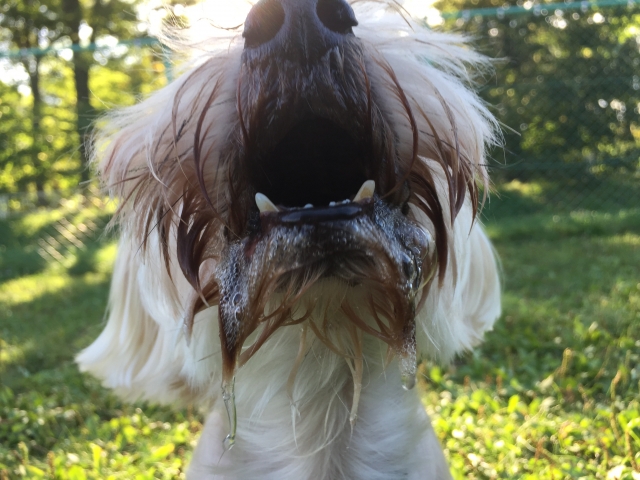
[
  {"left": 424, "top": 210, "right": 640, "bottom": 479},
  {"left": 0, "top": 204, "right": 199, "bottom": 479},
  {"left": 1, "top": 202, "right": 639, "bottom": 479}
]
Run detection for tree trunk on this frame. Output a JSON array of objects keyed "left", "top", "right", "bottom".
[
  {"left": 73, "top": 51, "right": 93, "bottom": 184},
  {"left": 22, "top": 55, "right": 46, "bottom": 201},
  {"left": 62, "top": 0, "right": 94, "bottom": 185}
]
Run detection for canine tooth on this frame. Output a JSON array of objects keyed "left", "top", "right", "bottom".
[
  {"left": 255, "top": 193, "right": 279, "bottom": 213},
  {"left": 329, "top": 201, "right": 336, "bottom": 207},
  {"left": 354, "top": 180, "right": 375, "bottom": 202},
  {"left": 304, "top": 204, "right": 313, "bottom": 209}
]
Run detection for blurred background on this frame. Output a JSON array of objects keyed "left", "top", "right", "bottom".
[{"left": 0, "top": 0, "right": 638, "bottom": 479}]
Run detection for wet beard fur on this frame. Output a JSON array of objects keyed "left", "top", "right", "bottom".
[
  {"left": 185, "top": 198, "right": 434, "bottom": 396},
  {"left": 160, "top": 25, "right": 452, "bottom": 431}
]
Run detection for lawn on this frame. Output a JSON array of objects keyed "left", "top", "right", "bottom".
[{"left": 0, "top": 196, "right": 638, "bottom": 479}]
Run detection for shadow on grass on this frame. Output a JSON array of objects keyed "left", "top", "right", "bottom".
[
  {"left": 0, "top": 207, "right": 114, "bottom": 282},
  {"left": 0, "top": 272, "right": 110, "bottom": 392}
]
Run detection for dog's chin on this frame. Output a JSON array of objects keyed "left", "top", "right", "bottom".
[
  {"left": 208, "top": 86, "right": 434, "bottom": 382},
  {"left": 212, "top": 192, "right": 434, "bottom": 384}
]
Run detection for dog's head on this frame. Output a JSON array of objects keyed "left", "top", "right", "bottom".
[{"left": 89, "top": 0, "right": 498, "bottom": 405}]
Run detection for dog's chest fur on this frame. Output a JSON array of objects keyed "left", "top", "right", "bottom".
[{"left": 188, "top": 326, "right": 451, "bottom": 480}]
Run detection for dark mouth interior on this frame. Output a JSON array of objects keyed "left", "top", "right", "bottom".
[{"left": 252, "top": 117, "right": 368, "bottom": 207}]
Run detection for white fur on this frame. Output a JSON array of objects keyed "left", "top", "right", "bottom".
[{"left": 77, "top": 2, "right": 501, "bottom": 478}]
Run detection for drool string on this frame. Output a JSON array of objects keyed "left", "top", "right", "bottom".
[{"left": 222, "top": 377, "right": 237, "bottom": 450}]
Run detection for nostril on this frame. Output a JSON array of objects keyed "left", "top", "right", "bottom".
[
  {"left": 243, "top": 0, "right": 286, "bottom": 48},
  {"left": 316, "top": 0, "right": 358, "bottom": 35}
]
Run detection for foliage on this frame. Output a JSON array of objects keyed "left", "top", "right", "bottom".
[
  {"left": 0, "top": 198, "right": 638, "bottom": 478},
  {"left": 0, "top": 0, "right": 166, "bottom": 194},
  {"left": 0, "top": 50, "right": 166, "bottom": 195},
  {"left": 0, "top": 84, "right": 31, "bottom": 192},
  {"left": 436, "top": 0, "right": 640, "bottom": 180}
]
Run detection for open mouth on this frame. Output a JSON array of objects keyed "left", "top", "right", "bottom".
[
  {"left": 248, "top": 116, "right": 374, "bottom": 216},
  {"left": 203, "top": 66, "right": 436, "bottom": 397},
  {"left": 244, "top": 117, "right": 388, "bottom": 235},
  {"left": 213, "top": 115, "right": 434, "bottom": 380}
]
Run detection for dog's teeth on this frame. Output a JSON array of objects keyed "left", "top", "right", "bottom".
[
  {"left": 304, "top": 204, "right": 313, "bottom": 208},
  {"left": 329, "top": 201, "right": 336, "bottom": 207},
  {"left": 255, "top": 193, "right": 279, "bottom": 213},
  {"left": 354, "top": 180, "right": 375, "bottom": 202}
]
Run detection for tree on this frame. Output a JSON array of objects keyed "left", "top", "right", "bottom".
[
  {"left": 0, "top": 84, "right": 32, "bottom": 192},
  {"left": 60, "top": 0, "right": 144, "bottom": 183},
  {"left": 0, "top": 0, "right": 161, "bottom": 194},
  {"left": 0, "top": 0, "right": 63, "bottom": 194}
]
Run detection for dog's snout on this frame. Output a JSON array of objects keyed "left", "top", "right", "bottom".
[{"left": 243, "top": 0, "right": 358, "bottom": 55}]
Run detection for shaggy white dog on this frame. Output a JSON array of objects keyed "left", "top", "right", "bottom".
[{"left": 77, "top": 1, "right": 501, "bottom": 478}]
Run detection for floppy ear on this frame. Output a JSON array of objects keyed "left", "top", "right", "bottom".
[
  {"left": 415, "top": 192, "right": 501, "bottom": 363},
  {"left": 352, "top": 4, "right": 501, "bottom": 359},
  {"left": 76, "top": 234, "right": 223, "bottom": 405},
  {"left": 77, "top": 32, "right": 244, "bottom": 404},
  {"left": 76, "top": 238, "right": 189, "bottom": 403}
]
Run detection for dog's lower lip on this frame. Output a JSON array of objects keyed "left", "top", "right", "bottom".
[{"left": 259, "top": 198, "right": 373, "bottom": 230}]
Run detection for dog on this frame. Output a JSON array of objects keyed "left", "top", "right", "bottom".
[{"left": 77, "top": 1, "right": 501, "bottom": 478}]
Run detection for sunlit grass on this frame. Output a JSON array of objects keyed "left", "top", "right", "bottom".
[
  {"left": 424, "top": 214, "right": 640, "bottom": 479},
  {"left": 9, "top": 197, "right": 116, "bottom": 240},
  {"left": 0, "top": 247, "right": 116, "bottom": 377},
  {"left": 0, "top": 273, "right": 75, "bottom": 306},
  {"left": 0, "top": 338, "right": 25, "bottom": 368}
]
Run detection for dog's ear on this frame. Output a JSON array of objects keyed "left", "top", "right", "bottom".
[
  {"left": 354, "top": 4, "right": 498, "bottom": 182},
  {"left": 91, "top": 41, "right": 243, "bottom": 247},
  {"left": 352, "top": 6, "right": 501, "bottom": 360},
  {"left": 76, "top": 238, "right": 189, "bottom": 403},
  {"left": 415, "top": 196, "right": 501, "bottom": 363},
  {"left": 76, "top": 236, "right": 222, "bottom": 405},
  {"left": 76, "top": 43, "right": 243, "bottom": 404}
]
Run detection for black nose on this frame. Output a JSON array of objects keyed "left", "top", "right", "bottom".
[{"left": 243, "top": 0, "right": 358, "bottom": 59}]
